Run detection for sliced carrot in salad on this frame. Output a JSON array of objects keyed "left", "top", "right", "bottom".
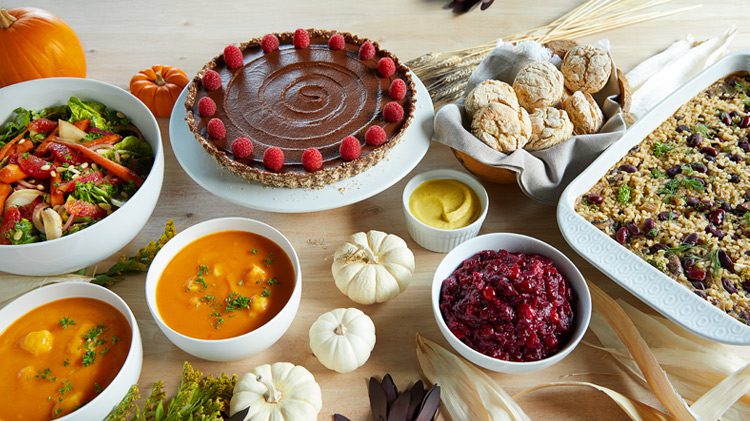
[
  {"left": 50, "top": 173, "right": 64, "bottom": 206},
  {"left": 0, "top": 128, "right": 29, "bottom": 162},
  {"left": 0, "top": 184, "right": 10, "bottom": 211},
  {"left": 73, "top": 119, "right": 91, "bottom": 131},
  {"left": 81, "top": 133, "right": 122, "bottom": 148},
  {"left": 52, "top": 140, "right": 144, "bottom": 187},
  {"left": 0, "top": 164, "right": 28, "bottom": 184}
]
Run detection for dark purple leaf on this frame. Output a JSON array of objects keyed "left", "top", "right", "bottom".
[
  {"left": 387, "top": 392, "right": 412, "bottom": 421},
  {"left": 382, "top": 374, "right": 399, "bottom": 407},
  {"left": 415, "top": 386, "right": 441, "bottom": 421},
  {"left": 406, "top": 381, "right": 426, "bottom": 420},
  {"left": 369, "top": 377, "right": 388, "bottom": 421}
]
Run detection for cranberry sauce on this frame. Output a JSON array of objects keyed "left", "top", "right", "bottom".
[{"left": 439, "top": 249, "right": 575, "bottom": 362}]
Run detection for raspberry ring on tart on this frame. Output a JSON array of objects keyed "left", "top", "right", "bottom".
[{"left": 185, "top": 29, "right": 416, "bottom": 189}]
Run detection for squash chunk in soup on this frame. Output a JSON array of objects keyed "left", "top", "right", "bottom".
[
  {"left": 156, "top": 230, "right": 295, "bottom": 340},
  {"left": 0, "top": 298, "right": 131, "bottom": 420}
]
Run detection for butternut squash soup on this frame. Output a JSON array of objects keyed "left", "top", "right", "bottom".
[
  {"left": 156, "top": 230, "right": 295, "bottom": 340},
  {"left": 0, "top": 298, "right": 131, "bottom": 420}
]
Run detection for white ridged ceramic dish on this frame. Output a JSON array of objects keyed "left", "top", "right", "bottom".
[
  {"left": 402, "top": 169, "right": 488, "bottom": 253},
  {"left": 558, "top": 50, "right": 750, "bottom": 344},
  {"left": 145, "top": 217, "right": 301, "bottom": 361},
  {"left": 0, "top": 77, "right": 164, "bottom": 276},
  {"left": 0, "top": 282, "right": 143, "bottom": 419},
  {"left": 431, "top": 233, "right": 591, "bottom": 373}
]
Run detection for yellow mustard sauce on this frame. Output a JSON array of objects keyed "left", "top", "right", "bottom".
[{"left": 409, "top": 179, "right": 480, "bottom": 229}]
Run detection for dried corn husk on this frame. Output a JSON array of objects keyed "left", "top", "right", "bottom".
[
  {"left": 588, "top": 293, "right": 750, "bottom": 420},
  {"left": 588, "top": 282, "right": 695, "bottom": 419},
  {"left": 514, "top": 381, "right": 669, "bottom": 420},
  {"left": 415, "top": 334, "right": 530, "bottom": 420}
]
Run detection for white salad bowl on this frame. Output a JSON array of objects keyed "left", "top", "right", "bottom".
[
  {"left": 0, "top": 77, "right": 164, "bottom": 276},
  {"left": 145, "top": 217, "right": 302, "bottom": 361},
  {"left": 0, "top": 282, "right": 143, "bottom": 419},
  {"left": 431, "top": 233, "right": 591, "bottom": 374}
]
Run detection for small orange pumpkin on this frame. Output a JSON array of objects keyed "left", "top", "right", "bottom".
[
  {"left": 130, "top": 65, "right": 189, "bottom": 118},
  {"left": 0, "top": 8, "right": 86, "bottom": 88}
]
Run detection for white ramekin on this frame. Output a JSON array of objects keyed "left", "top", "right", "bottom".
[
  {"left": 402, "top": 168, "right": 489, "bottom": 253},
  {"left": 145, "top": 217, "right": 301, "bottom": 362}
]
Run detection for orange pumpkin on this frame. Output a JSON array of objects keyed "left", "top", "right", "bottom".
[
  {"left": 130, "top": 65, "right": 189, "bottom": 118},
  {"left": 0, "top": 8, "right": 86, "bottom": 88}
]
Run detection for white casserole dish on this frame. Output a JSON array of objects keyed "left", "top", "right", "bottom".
[{"left": 558, "top": 50, "right": 750, "bottom": 344}]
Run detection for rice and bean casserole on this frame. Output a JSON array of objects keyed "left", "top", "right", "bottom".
[{"left": 576, "top": 72, "right": 750, "bottom": 325}]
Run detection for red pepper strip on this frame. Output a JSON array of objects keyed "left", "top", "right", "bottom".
[{"left": 51, "top": 140, "right": 144, "bottom": 187}]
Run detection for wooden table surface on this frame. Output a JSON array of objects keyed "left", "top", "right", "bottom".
[{"left": 7, "top": 0, "right": 750, "bottom": 419}]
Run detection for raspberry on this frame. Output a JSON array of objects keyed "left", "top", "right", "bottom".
[
  {"left": 301, "top": 148, "right": 323, "bottom": 172},
  {"left": 223, "top": 45, "right": 244, "bottom": 69},
  {"left": 339, "top": 136, "right": 361, "bottom": 161},
  {"left": 365, "top": 125, "right": 387, "bottom": 146},
  {"left": 377, "top": 57, "right": 395, "bottom": 78},
  {"left": 261, "top": 34, "right": 279, "bottom": 53},
  {"left": 263, "top": 147, "right": 284, "bottom": 172},
  {"left": 197, "top": 97, "right": 217, "bottom": 117},
  {"left": 359, "top": 41, "right": 375, "bottom": 60},
  {"left": 328, "top": 33, "right": 345, "bottom": 51},
  {"left": 383, "top": 101, "right": 404, "bottom": 123},
  {"left": 389, "top": 79, "right": 407, "bottom": 100},
  {"left": 293, "top": 28, "right": 310, "bottom": 49},
  {"left": 231, "top": 137, "right": 253, "bottom": 159},
  {"left": 206, "top": 118, "right": 226, "bottom": 140},
  {"left": 202, "top": 70, "right": 222, "bottom": 91}
]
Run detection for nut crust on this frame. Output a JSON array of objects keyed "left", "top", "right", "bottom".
[
  {"left": 512, "top": 61, "right": 564, "bottom": 110},
  {"left": 561, "top": 45, "right": 612, "bottom": 93},
  {"left": 562, "top": 90, "right": 604, "bottom": 135},
  {"left": 525, "top": 107, "right": 574, "bottom": 151}
]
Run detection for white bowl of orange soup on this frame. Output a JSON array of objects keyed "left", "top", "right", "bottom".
[
  {"left": 0, "top": 282, "right": 142, "bottom": 420},
  {"left": 145, "top": 217, "right": 302, "bottom": 361}
]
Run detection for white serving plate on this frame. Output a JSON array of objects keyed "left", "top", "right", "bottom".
[
  {"left": 558, "top": 50, "right": 750, "bottom": 344},
  {"left": 168, "top": 73, "right": 434, "bottom": 213}
]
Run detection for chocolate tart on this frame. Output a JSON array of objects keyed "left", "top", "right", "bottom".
[{"left": 185, "top": 29, "right": 416, "bottom": 188}]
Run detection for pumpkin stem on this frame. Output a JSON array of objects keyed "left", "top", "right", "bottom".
[
  {"left": 154, "top": 69, "right": 167, "bottom": 86},
  {"left": 334, "top": 324, "right": 348, "bottom": 336},
  {"left": 257, "top": 374, "right": 282, "bottom": 404},
  {"left": 0, "top": 9, "right": 17, "bottom": 29},
  {"left": 354, "top": 244, "right": 379, "bottom": 264}
]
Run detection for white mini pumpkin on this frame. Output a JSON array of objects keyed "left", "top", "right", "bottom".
[
  {"left": 332, "top": 230, "right": 415, "bottom": 305},
  {"left": 309, "top": 308, "right": 376, "bottom": 373},
  {"left": 229, "top": 362, "right": 322, "bottom": 421}
]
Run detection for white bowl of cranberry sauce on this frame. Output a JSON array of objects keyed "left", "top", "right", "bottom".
[{"left": 432, "top": 233, "right": 591, "bottom": 373}]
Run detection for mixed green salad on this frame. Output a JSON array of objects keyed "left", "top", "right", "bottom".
[{"left": 0, "top": 97, "right": 153, "bottom": 245}]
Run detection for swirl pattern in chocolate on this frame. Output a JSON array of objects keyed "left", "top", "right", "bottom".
[
  {"left": 185, "top": 29, "right": 416, "bottom": 188},
  {"left": 223, "top": 46, "right": 383, "bottom": 163}
]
